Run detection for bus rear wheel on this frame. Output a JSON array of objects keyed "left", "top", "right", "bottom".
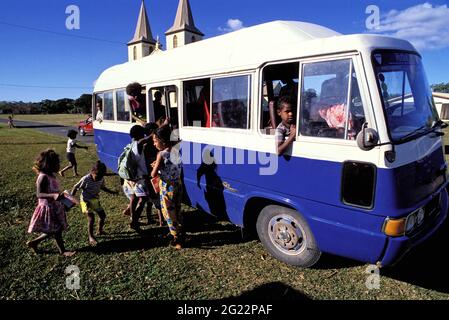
[{"left": 256, "top": 205, "right": 321, "bottom": 268}]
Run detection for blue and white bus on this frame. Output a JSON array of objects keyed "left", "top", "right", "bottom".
[{"left": 93, "top": 21, "right": 448, "bottom": 268}]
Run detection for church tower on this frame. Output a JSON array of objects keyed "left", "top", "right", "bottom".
[
  {"left": 165, "top": 0, "right": 204, "bottom": 50},
  {"left": 127, "top": 0, "right": 156, "bottom": 61}
]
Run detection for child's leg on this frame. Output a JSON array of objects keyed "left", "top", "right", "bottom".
[
  {"left": 160, "top": 181, "right": 180, "bottom": 239},
  {"left": 59, "top": 163, "right": 73, "bottom": 176},
  {"left": 27, "top": 233, "right": 50, "bottom": 252},
  {"left": 87, "top": 212, "right": 97, "bottom": 245},
  {"left": 97, "top": 210, "right": 106, "bottom": 235},
  {"left": 132, "top": 196, "right": 148, "bottom": 224},
  {"left": 54, "top": 231, "right": 75, "bottom": 256},
  {"left": 72, "top": 162, "right": 79, "bottom": 176},
  {"left": 129, "top": 195, "right": 140, "bottom": 230}
]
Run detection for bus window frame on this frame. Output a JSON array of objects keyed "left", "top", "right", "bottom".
[
  {"left": 258, "top": 59, "right": 301, "bottom": 137},
  {"left": 115, "top": 89, "right": 132, "bottom": 123},
  {"left": 210, "top": 73, "right": 252, "bottom": 131},
  {"left": 295, "top": 53, "right": 375, "bottom": 145}
]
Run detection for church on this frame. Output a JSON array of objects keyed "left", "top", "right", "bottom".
[{"left": 127, "top": 0, "right": 204, "bottom": 62}]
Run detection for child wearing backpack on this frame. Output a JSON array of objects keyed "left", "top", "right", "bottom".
[{"left": 119, "top": 125, "right": 151, "bottom": 232}]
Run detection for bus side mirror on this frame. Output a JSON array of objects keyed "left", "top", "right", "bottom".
[{"left": 357, "top": 124, "right": 379, "bottom": 151}]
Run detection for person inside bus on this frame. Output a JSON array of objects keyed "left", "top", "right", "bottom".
[
  {"left": 126, "top": 82, "right": 147, "bottom": 124},
  {"left": 275, "top": 96, "right": 296, "bottom": 155},
  {"left": 96, "top": 101, "right": 103, "bottom": 123},
  {"left": 153, "top": 91, "right": 166, "bottom": 126}
]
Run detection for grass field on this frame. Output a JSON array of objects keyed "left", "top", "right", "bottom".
[
  {"left": 1, "top": 123, "right": 449, "bottom": 300},
  {"left": 0, "top": 114, "right": 88, "bottom": 127}
]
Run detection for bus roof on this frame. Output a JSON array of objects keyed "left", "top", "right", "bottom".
[{"left": 94, "top": 20, "right": 416, "bottom": 92}]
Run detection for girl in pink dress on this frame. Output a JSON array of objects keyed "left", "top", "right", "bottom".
[{"left": 26, "top": 149, "right": 75, "bottom": 257}]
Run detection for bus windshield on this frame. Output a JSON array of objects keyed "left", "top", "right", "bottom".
[{"left": 373, "top": 51, "right": 439, "bottom": 143}]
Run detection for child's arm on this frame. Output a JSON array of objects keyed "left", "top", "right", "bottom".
[
  {"left": 277, "top": 125, "right": 296, "bottom": 156},
  {"left": 70, "top": 177, "right": 85, "bottom": 196},
  {"left": 74, "top": 143, "right": 88, "bottom": 150},
  {"left": 36, "top": 175, "right": 60, "bottom": 200},
  {"left": 151, "top": 152, "right": 163, "bottom": 178}
]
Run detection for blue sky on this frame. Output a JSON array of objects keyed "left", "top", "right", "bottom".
[{"left": 0, "top": 0, "right": 448, "bottom": 102}]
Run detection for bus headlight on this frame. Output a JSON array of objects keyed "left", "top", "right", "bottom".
[
  {"left": 383, "top": 207, "right": 425, "bottom": 237},
  {"left": 416, "top": 208, "right": 425, "bottom": 226},
  {"left": 405, "top": 214, "right": 417, "bottom": 233}
]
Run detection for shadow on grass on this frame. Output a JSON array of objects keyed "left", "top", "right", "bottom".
[
  {"left": 381, "top": 218, "right": 449, "bottom": 294},
  {"left": 223, "top": 281, "right": 310, "bottom": 301},
  {"left": 75, "top": 210, "right": 247, "bottom": 254},
  {"left": 0, "top": 142, "right": 66, "bottom": 145}
]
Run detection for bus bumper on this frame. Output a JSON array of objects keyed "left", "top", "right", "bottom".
[{"left": 379, "top": 188, "right": 448, "bottom": 267}]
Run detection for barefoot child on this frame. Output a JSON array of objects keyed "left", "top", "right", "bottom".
[
  {"left": 151, "top": 125, "right": 184, "bottom": 249},
  {"left": 59, "top": 129, "right": 88, "bottom": 177},
  {"left": 27, "top": 149, "right": 75, "bottom": 256},
  {"left": 71, "top": 161, "right": 117, "bottom": 246}
]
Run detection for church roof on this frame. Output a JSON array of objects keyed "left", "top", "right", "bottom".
[
  {"left": 165, "top": 0, "right": 204, "bottom": 36},
  {"left": 128, "top": 0, "right": 156, "bottom": 45}
]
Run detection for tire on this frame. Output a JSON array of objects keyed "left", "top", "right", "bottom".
[
  {"left": 256, "top": 205, "right": 321, "bottom": 268},
  {"left": 79, "top": 128, "right": 86, "bottom": 136}
]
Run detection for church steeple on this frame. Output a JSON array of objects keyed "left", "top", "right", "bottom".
[
  {"left": 165, "top": 0, "right": 204, "bottom": 50},
  {"left": 127, "top": 1, "right": 156, "bottom": 61}
]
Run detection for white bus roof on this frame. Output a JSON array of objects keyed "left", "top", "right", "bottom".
[{"left": 94, "top": 20, "right": 417, "bottom": 92}]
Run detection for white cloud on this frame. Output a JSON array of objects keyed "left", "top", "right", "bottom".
[
  {"left": 218, "top": 19, "right": 244, "bottom": 33},
  {"left": 369, "top": 3, "right": 449, "bottom": 51}
]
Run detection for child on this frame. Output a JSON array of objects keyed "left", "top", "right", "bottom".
[
  {"left": 151, "top": 125, "right": 184, "bottom": 249},
  {"left": 143, "top": 122, "right": 164, "bottom": 226},
  {"left": 26, "top": 149, "right": 75, "bottom": 257},
  {"left": 122, "top": 125, "right": 150, "bottom": 232},
  {"left": 71, "top": 161, "right": 117, "bottom": 246},
  {"left": 275, "top": 96, "right": 297, "bottom": 156},
  {"left": 8, "top": 116, "right": 15, "bottom": 128},
  {"left": 59, "top": 129, "right": 88, "bottom": 177}
]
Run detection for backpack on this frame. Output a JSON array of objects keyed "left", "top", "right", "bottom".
[{"left": 117, "top": 143, "right": 137, "bottom": 181}]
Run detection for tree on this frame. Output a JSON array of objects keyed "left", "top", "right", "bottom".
[
  {"left": 431, "top": 82, "right": 449, "bottom": 93},
  {"left": 75, "top": 94, "right": 93, "bottom": 114}
]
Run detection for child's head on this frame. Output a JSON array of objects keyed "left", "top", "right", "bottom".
[
  {"left": 126, "top": 82, "right": 142, "bottom": 98},
  {"left": 277, "top": 96, "right": 295, "bottom": 125},
  {"left": 96, "top": 100, "right": 103, "bottom": 111},
  {"left": 33, "top": 149, "right": 60, "bottom": 174},
  {"left": 67, "top": 129, "right": 78, "bottom": 139},
  {"left": 153, "top": 125, "right": 172, "bottom": 151},
  {"left": 143, "top": 122, "right": 159, "bottom": 136},
  {"left": 91, "top": 160, "right": 107, "bottom": 179},
  {"left": 129, "top": 124, "right": 146, "bottom": 141}
]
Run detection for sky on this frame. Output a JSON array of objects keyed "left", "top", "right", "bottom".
[{"left": 0, "top": 0, "right": 448, "bottom": 102}]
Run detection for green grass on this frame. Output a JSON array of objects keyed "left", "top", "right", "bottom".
[
  {"left": 1, "top": 124, "right": 449, "bottom": 300},
  {"left": 0, "top": 114, "right": 88, "bottom": 127}
]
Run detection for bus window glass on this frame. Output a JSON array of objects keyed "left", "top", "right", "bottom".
[
  {"left": 212, "top": 75, "right": 250, "bottom": 129},
  {"left": 166, "top": 86, "right": 179, "bottom": 129},
  {"left": 103, "top": 91, "right": 114, "bottom": 121},
  {"left": 116, "top": 90, "right": 130, "bottom": 122},
  {"left": 373, "top": 51, "right": 438, "bottom": 143},
  {"left": 300, "top": 59, "right": 365, "bottom": 140},
  {"left": 183, "top": 79, "right": 210, "bottom": 127},
  {"left": 261, "top": 62, "right": 299, "bottom": 134}
]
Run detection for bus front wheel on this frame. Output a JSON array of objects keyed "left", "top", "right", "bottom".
[{"left": 256, "top": 205, "right": 321, "bottom": 268}]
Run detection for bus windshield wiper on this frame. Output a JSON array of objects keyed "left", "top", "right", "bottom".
[{"left": 397, "top": 124, "right": 432, "bottom": 143}]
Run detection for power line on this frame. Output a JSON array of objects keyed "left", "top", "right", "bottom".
[
  {"left": 0, "top": 20, "right": 126, "bottom": 46},
  {"left": 0, "top": 83, "right": 93, "bottom": 90}
]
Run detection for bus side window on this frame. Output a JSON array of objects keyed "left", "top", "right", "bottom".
[
  {"left": 260, "top": 62, "right": 299, "bottom": 134},
  {"left": 103, "top": 91, "right": 114, "bottom": 121},
  {"left": 300, "top": 59, "right": 365, "bottom": 140},
  {"left": 212, "top": 75, "right": 250, "bottom": 129},
  {"left": 166, "top": 87, "right": 179, "bottom": 129},
  {"left": 183, "top": 79, "right": 210, "bottom": 127},
  {"left": 150, "top": 87, "right": 167, "bottom": 125}
]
